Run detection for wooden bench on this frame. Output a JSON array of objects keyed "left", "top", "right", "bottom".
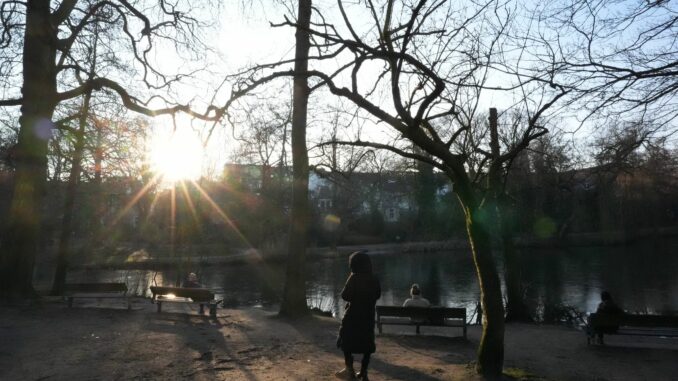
[
  {"left": 586, "top": 313, "right": 678, "bottom": 344},
  {"left": 63, "top": 283, "right": 132, "bottom": 310},
  {"left": 149, "top": 286, "right": 222, "bottom": 317},
  {"left": 376, "top": 306, "right": 467, "bottom": 338}
]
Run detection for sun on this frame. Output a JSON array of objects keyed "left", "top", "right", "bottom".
[{"left": 149, "top": 128, "right": 204, "bottom": 183}]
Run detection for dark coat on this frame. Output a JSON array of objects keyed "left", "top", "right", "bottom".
[
  {"left": 182, "top": 280, "right": 201, "bottom": 288},
  {"left": 337, "top": 252, "right": 381, "bottom": 354},
  {"left": 595, "top": 299, "right": 623, "bottom": 333}
]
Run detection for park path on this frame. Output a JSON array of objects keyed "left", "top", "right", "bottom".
[{"left": 1, "top": 301, "right": 676, "bottom": 380}]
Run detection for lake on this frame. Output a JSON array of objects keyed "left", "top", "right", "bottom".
[{"left": 54, "top": 239, "right": 678, "bottom": 321}]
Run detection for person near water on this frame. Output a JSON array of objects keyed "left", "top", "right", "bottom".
[
  {"left": 588, "top": 291, "right": 623, "bottom": 344},
  {"left": 182, "top": 272, "right": 201, "bottom": 288},
  {"left": 335, "top": 251, "right": 381, "bottom": 381},
  {"left": 402, "top": 283, "right": 431, "bottom": 308}
]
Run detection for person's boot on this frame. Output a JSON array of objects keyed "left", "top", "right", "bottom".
[
  {"left": 356, "top": 370, "right": 369, "bottom": 380},
  {"left": 335, "top": 367, "right": 356, "bottom": 380}
]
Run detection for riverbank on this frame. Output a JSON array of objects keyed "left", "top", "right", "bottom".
[
  {"left": 64, "top": 226, "right": 678, "bottom": 270},
  {"left": 1, "top": 302, "right": 676, "bottom": 380},
  {"left": 69, "top": 241, "right": 472, "bottom": 270}
]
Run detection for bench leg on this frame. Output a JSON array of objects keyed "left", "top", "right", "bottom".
[
  {"left": 199, "top": 304, "right": 205, "bottom": 314},
  {"left": 209, "top": 304, "right": 217, "bottom": 317},
  {"left": 416, "top": 325, "right": 420, "bottom": 335},
  {"left": 127, "top": 298, "right": 132, "bottom": 311},
  {"left": 463, "top": 325, "right": 467, "bottom": 339},
  {"left": 157, "top": 302, "right": 162, "bottom": 313},
  {"left": 67, "top": 297, "right": 74, "bottom": 308},
  {"left": 378, "top": 323, "right": 382, "bottom": 334}
]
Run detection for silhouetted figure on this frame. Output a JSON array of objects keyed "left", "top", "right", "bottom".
[
  {"left": 597, "top": 291, "right": 622, "bottom": 315},
  {"left": 336, "top": 251, "right": 381, "bottom": 381},
  {"left": 403, "top": 283, "right": 430, "bottom": 308},
  {"left": 182, "top": 272, "right": 201, "bottom": 288},
  {"left": 590, "top": 291, "right": 623, "bottom": 344},
  {"left": 403, "top": 283, "right": 431, "bottom": 324}
]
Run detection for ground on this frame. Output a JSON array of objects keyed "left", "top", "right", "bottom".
[{"left": 1, "top": 300, "right": 676, "bottom": 380}]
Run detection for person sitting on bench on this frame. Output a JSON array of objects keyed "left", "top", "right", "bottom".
[
  {"left": 182, "top": 272, "right": 202, "bottom": 288},
  {"left": 403, "top": 284, "right": 430, "bottom": 308},
  {"left": 403, "top": 284, "right": 431, "bottom": 324},
  {"left": 591, "top": 291, "right": 623, "bottom": 344}
]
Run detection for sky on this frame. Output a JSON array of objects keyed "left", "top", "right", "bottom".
[
  {"left": 148, "top": 1, "right": 557, "bottom": 180},
  {"left": 2, "top": 0, "right": 671, "bottom": 181},
  {"left": 146, "top": 2, "right": 297, "bottom": 181},
  {"left": 146, "top": 1, "right": 401, "bottom": 181}
]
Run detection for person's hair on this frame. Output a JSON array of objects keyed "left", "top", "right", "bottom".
[
  {"left": 349, "top": 251, "right": 372, "bottom": 274},
  {"left": 410, "top": 283, "right": 421, "bottom": 296},
  {"left": 601, "top": 291, "right": 612, "bottom": 301}
]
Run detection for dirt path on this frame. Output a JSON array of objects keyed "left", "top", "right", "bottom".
[{"left": 1, "top": 301, "right": 676, "bottom": 380}]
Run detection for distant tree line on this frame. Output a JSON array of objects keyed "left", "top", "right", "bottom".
[{"left": 2, "top": 118, "right": 675, "bottom": 255}]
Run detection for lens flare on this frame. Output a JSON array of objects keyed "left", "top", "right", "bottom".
[{"left": 149, "top": 128, "right": 204, "bottom": 183}]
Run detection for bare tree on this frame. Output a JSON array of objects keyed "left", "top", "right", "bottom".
[
  {"left": 228, "top": 94, "right": 292, "bottom": 245},
  {"left": 279, "top": 0, "right": 313, "bottom": 317},
  {"left": 531, "top": 0, "right": 678, "bottom": 126},
  {"left": 0, "top": 118, "right": 17, "bottom": 172},
  {"left": 50, "top": 87, "right": 94, "bottom": 296},
  {"left": 0, "top": 0, "right": 224, "bottom": 299},
  {"left": 311, "top": 108, "right": 375, "bottom": 247},
  {"left": 227, "top": 0, "right": 568, "bottom": 376}
]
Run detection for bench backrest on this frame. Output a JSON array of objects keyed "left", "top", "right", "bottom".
[
  {"left": 590, "top": 313, "right": 678, "bottom": 328},
  {"left": 64, "top": 283, "right": 127, "bottom": 294},
  {"left": 376, "top": 306, "right": 466, "bottom": 320},
  {"left": 150, "top": 286, "right": 214, "bottom": 302}
]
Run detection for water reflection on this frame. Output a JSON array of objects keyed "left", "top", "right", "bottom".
[{"left": 58, "top": 239, "right": 678, "bottom": 319}]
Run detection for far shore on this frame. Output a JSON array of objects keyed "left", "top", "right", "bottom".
[
  {"left": 65, "top": 226, "right": 678, "bottom": 270},
  {"left": 1, "top": 301, "right": 676, "bottom": 380}
]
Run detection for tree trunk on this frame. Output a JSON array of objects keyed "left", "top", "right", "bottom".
[
  {"left": 491, "top": 192, "right": 534, "bottom": 322},
  {"left": 0, "top": 0, "right": 57, "bottom": 299},
  {"left": 503, "top": 250, "right": 529, "bottom": 322},
  {"left": 487, "top": 108, "right": 531, "bottom": 322},
  {"left": 279, "top": 0, "right": 312, "bottom": 317},
  {"left": 466, "top": 209, "right": 505, "bottom": 378},
  {"left": 260, "top": 163, "right": 273, "bottom": 244},
  {"left": 414, "top": 146, "right": 436, "bottom": 237},
  {"left": 50, "top": 91, "right": 92, "bottom": 295},
  {"left": 455, "top": 177, "right": 505, "bottom": 379},
  {"left": 92, "top": 120, "right": 104, "bottom": 234}
]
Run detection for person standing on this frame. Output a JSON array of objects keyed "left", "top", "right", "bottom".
[{"left": 336, "top": 251, "right": 381, "bottom": 381}]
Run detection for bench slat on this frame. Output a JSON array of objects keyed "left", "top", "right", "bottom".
[
  {"left": 376, "top": 306, "right": 466, "bottom": 319},
  {"left": 150, "top": 286, "right": 214, "bottom": 302},
  {"left": 64, "top": 283, "right": 127, "bottom": 294},
  {"left": 586, "top": 312, "right": 678, "bottom": 344},
  {"left": 379, "top": 318, "right": 465, "bottom": 326},
  {"left": 63, "top": 283, "right": 132, "bottom": 310},
  {"left": 67, "top": 294, "right": 129, "bottom": 298},
  {"left": 150, "top": 286, "right": 220, "bottom": 317},
  {"left": 590, "top": 313, "right": 678, "bottom": 329},
  {"left": 376, "top": 305, "right": 467, "bottom": 338}
]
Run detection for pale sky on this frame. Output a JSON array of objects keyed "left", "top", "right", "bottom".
[
  {"left": 1, "top": 1, "right": 674, "bottom": 181},
  {"left": 134, "top": 1, "right": 677, "bottom": 181}
]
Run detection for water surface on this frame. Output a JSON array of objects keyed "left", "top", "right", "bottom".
[{"left": 51, "top": 239, "right": 678, "bottom": 320}]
